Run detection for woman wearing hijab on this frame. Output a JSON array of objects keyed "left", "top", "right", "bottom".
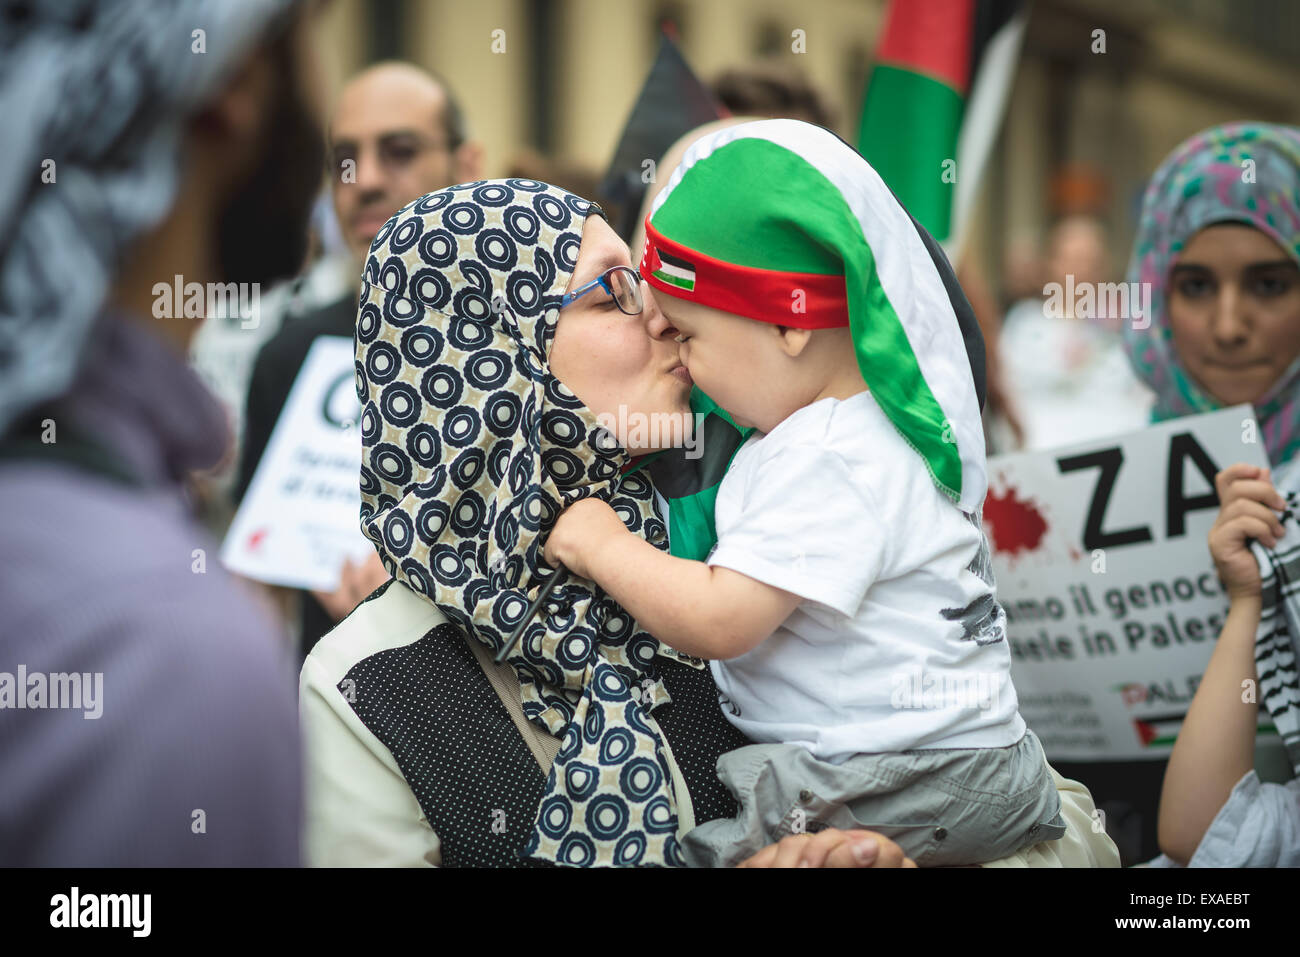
[
  {"left": 301, "top": 176, "right": 1115, "bottom": 867},
  {"left": 1115, "top": 123, "right": 1300, "bottom": 866}
]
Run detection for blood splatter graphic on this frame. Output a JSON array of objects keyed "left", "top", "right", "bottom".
[{"left": 983, "top": 484, "right": 1049, "bottom": 556}]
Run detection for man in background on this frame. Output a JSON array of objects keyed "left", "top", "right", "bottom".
[
  {"left": 236, "top": 62, "right": 482, "bottom": 659},
  {"left": 0, "top": 0, "right": 325, "bottom": 864}
]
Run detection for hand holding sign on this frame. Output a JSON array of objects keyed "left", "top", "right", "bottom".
[
  {"left": 1208, "top": 464, "right": 1287, "bottom": 600},
  {"left": 312, "top": 553, "right": 391, "bottom": 622}
]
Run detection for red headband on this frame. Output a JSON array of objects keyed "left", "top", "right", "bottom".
[{"left": 640, "top": 216, "right": 849, "bottom": 329}]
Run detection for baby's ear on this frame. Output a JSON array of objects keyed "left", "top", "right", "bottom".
[{"left": 773, "top": 324, "right": 812, "bottom": 357}]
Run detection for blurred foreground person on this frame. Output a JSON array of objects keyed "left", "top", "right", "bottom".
[
  {"left": 0, "top": 0, "right": 326, "bottom": 864},
  {"left": 236, "top": 62, "right": 482, "bottom": 660}
]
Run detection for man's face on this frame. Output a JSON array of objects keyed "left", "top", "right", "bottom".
[{"left": 329, "top": 71, "right": 466, "bottom": 262}]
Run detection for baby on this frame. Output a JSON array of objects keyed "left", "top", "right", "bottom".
[{"left": 545, "top": 119, "right": 1062, "bottom": 867}]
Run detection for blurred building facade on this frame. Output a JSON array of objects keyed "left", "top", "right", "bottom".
[{"left": 317, "top": 0, "right": 1300, "bottom": 282}]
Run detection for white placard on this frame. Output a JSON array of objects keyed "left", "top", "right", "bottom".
[
  {"left": 221, "top": 337, "right": 374, "bottom": 591},
  {"left": 987, "top": 405, "right": 1274, "bottom": 760}
]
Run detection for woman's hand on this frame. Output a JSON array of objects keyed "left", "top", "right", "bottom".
[
  {"left": 737, "top": 829, "right": 918, "bottom": 868},
  {"left": 543, "top": 497, "right": 629, "bottom": 580},
  {"left": 312, "top": 553, "right": 391, "bottom": 622},
  {"left": 1208, "top": 463, "right": 1287, "bottom": 600}
]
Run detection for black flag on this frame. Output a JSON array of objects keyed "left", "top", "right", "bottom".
[{"left": 599, "top": 30, "right": 725, "bottom": 242}]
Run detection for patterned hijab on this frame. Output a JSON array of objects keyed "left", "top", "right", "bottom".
[
  {"left": 355, "top": 179, "right": 698, "bottom": 867},
  {"left": 1122, "top": 122, "right": 1300, "bottom": 466},
  {"left": 0, "top": 0, "right": 298, "bottom": 435}
]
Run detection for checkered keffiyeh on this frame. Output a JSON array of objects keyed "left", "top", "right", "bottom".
[
  {"left": 0, "top": 0, "right": 298, "bottom": 434},
  {"left": 1253, "top": 463, "right": 1300, "bottom": 774}
]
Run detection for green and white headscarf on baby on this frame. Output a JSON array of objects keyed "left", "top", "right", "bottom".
[{"left": 641, "top": 119, "right": 988, "bottom": 513}]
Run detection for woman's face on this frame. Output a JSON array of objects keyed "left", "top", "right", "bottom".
[
  {"left": 1167, "top": 223, "right": 1300, "bottom": 406},
  {"left": 550, "top": 215, "right": 694, "bottom": 453}
]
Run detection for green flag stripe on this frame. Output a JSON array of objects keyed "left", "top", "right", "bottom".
[
  {"left": 651, "top": 154, "right": 844, "bottom": 275},
  {"left": 653, "top": 269, "right": 694, "bottom": 290},
  {"left": 857, "top": 64, "right": 965, "bottom": 242}
]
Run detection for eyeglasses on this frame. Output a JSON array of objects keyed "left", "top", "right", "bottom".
[{"left": 560, "top": 265, "right": 644, "bottom": 316}]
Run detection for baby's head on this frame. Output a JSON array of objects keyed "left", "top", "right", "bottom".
[
  {"left": 656, "top": 295, "right": 859, "bottom": 433},
  {"left": 641, "top": 118, "right": 990, "bottom": 514}
]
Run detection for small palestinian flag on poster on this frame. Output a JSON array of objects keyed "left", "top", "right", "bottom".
[
  {"left": 1133, "top": 713, "right": 1185, "bottom": 749},
  {"left": 650, "top": 248, "right": 696, "bottom": 293},
  {"left": 1135, "top": 713, "right": 1279, "bottom": 749}
]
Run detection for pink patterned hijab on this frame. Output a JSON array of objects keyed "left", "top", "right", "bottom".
[{"left": 1122, "top": 122, "right": 1300, "bottom": 466}]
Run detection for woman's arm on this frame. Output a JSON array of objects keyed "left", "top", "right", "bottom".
[
  {"left": 1158, "top": 595, "right": 1262, "bottom": 864},
  {"left": 546, "top": 497, "right": 800, "bottom": 660},
  {"left": 1157, "top": 463, "right": 1286, "bottom": 864}
]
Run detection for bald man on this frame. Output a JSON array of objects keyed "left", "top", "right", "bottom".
[
  {"left": 237, "top": 62, "right": 483, "bottom": 661},
  {"left": 329, "top": 61, "right": 484, "bottom": 263}
]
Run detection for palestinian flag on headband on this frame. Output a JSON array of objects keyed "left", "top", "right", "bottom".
[
  {"left": 649, "top": 248, "right": 696, "bottom": 292},
  {"left": 642, "top": 119, "right": 988, "bottom": 513},
  {"left": 857, "top": 0, "right": 1027, "bottom": 257}
]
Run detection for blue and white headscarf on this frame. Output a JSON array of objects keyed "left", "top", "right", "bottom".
[
  {"left": 356, "top": 180, "right": 698, "bottom": 866},
  {"left": 0, "top": 0, "right": 299, "bottom": 434}
]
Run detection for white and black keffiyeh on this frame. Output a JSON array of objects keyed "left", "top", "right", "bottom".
[
  {"left": 1252, "top": 462, "right": 1300, "bottom": 775},
  {"left": 0, "top": 0, "right": 297, "bottom": 434}
]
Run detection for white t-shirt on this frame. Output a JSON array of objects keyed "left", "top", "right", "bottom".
[{"left": 707, "top": 391, "right": 1026, "bottom": 762}]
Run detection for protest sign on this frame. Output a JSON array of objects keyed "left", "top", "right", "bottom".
[
  {"left": 986, "top": 405, "right": 1276, "bottom": 760},
  {"left": 221, "top": 336, "right": 374, "bottom": 591}
]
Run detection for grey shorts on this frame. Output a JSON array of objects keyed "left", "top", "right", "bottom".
[{"left": 681, "top": 728, "right": 1065, "bottom": 867}]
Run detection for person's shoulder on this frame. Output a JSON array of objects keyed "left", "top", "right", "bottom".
[
  {"left": 0, "top": 469, "right": 297, "bottom": 748},
  {"left": 1, "top": 469, "right": 262, "bottom": 642},
  {"left": 304, "top": 578, "right": 450, "bottom": 686}
]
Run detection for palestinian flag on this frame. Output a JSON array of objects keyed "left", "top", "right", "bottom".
[
  {"left": 650, "top": 248, "right": 696, "bottom": 292},
  {"left": 1134, "top": 713, "right": 1279, "bottom": 750},
  {"left": 1132, "top": 713, "right": 1185, "bottom": 749},
  {"left": 857, "top": 0, "right": 1027, "bottom": 258}
]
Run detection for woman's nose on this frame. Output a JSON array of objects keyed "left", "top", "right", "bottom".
[
  {"left": 1209, "top": 284, "right": 1251, "bottom": 347},
  {"left": 639, "top": 284, "right": 680, "bottom": 341}
]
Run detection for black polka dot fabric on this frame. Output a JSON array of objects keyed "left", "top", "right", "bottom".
[
  {"left": 341, "top": 622, "right": 552, "bottom": 868},
  {"left": 340, "top": 618, "right": 752, "bottom": 866},
  {"left": 650, "top": 655, "right": 752, "bottom": 826}
]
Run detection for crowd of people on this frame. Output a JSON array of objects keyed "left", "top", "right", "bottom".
[{"left": 1, "top": 0, "right": 1297, "bottom": 869}]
